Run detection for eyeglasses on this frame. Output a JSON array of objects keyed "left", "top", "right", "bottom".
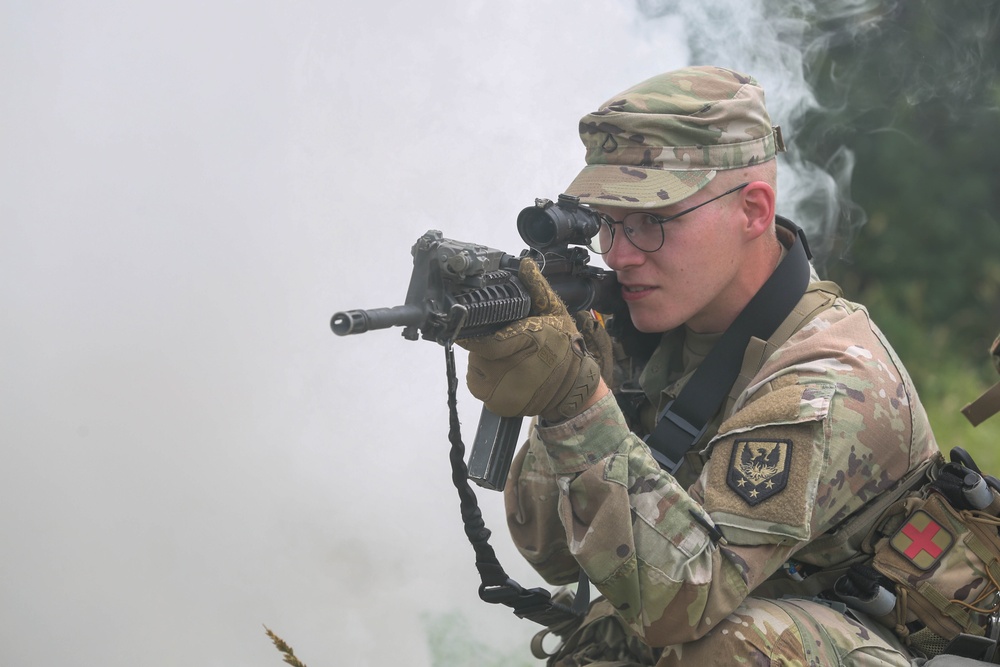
[{"left": 588, "top": 182, "right": 750, "bottom": 254}]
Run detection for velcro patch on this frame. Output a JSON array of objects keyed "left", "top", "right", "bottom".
[
  {"left": 727, "top": 439, "right": 792, "bottom": 506},
  {"left": 889, "top": 510, "right": 954, "bottom": 570}
]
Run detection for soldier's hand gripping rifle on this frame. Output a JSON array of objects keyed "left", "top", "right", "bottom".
[{"left": 331, "top": 194, "right": 622, "bottom": 491}]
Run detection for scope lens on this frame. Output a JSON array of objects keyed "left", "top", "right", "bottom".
[{"left": 516, "top": 208, "right": 558, "bottom": 248}]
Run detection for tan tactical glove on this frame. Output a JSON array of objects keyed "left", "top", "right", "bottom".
[
  {"left": 573, "top": 310, "right": 614, "bottom": 385},
  {"left": 458, "top": 258, "right": 601, "bottom": 422}
]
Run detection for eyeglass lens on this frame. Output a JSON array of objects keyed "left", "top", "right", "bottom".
[{"left": 588, "top": 213, "right": 664, "bottom": 254}]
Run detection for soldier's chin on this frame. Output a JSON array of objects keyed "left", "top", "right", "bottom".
[{"left": 629, "top": 311, "right": 674, "bottom": 334}]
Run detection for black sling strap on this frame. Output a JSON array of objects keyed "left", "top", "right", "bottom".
[
  {"left": 443, "top": 341, "right": 590, "bottom": 628},
  {"left": 644, "top": 216, "right": 813, "bottom": 474}
]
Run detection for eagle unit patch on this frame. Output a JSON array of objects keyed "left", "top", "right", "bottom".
[
  {"left": 889, "top": 510, "right": 955, "bottom": 570},
  {"left": 727, "top": 439, "right": 792, "bottom": 506}
]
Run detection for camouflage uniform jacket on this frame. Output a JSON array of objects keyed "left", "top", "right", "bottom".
[{"left": 503, "top": 279, "right": 939, "bottom": 648}]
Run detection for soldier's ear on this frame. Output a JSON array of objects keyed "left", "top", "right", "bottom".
[{"left": 741, "top": 181, "right": 775, "bottom": 239}]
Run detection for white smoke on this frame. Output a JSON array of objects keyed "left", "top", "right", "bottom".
[{"left": 638, "top": 0, "right": 892, "bottom": 268}]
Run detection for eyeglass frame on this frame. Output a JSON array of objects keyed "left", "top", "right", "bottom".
[{"left": 589, "top": 181, "right": 751, "bottom": 254}]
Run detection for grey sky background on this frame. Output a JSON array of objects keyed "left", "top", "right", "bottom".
[{"left": 1, "top": 2, "right": 690, "bottom": 665}]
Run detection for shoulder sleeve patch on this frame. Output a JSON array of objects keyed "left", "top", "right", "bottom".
[
  {"left": 704, "top": 422, "right": 823, "bottom": 543},
  {"left": 727, "top": 439, "right": 792, "bottom": 505}
]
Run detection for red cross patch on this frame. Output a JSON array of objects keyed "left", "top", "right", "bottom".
[{"left": 889, "top": 510, "right": 954, "bottom": 570}]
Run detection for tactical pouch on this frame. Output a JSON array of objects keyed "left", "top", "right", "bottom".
[{"left": 868, "top": 463, "right": 1000, "bottom": 659}]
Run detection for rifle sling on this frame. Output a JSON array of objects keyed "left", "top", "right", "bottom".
[
  {"left": 644, "top": 216, "right": 813, "bottom": 474},
  {"left": 443, "top": 343, "right": 588, "bottom": 628}
]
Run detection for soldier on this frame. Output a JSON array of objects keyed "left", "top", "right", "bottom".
[{"left": 458, "top": 66, "right": 943, "bottom": 665}]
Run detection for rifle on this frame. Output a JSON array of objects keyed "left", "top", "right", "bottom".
[{"left": 331, "top": 194, "right": 622, "bottom": 491}]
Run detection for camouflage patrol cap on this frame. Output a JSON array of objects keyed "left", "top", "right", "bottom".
[{"left": 564, "top": 66, "right": 785, "bottom": 209}]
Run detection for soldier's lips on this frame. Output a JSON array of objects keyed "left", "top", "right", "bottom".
[{"left": 621, "top": 284, "right": 655, "bottom": 302}]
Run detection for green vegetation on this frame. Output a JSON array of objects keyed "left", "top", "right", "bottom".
[
  {"left": 923, "top": 363, "right": 1000, "bottom": 471},
  {"left": 794, "top": 0, "right": 1000, "bottom": 457}
]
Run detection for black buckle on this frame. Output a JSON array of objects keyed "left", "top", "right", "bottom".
[
  {"left": 479, "top": 579, "right": 582, "bottom": 627},
  {"left": 645, "top": 400, "right": 709, "bottom": 474}
]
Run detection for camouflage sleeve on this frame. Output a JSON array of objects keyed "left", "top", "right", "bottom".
[
  {"left": 504, "top": 422, "right": 581, "bottom": 585},
  {"left": 522, "top": 392, "right": 754, "bottom": 646}
]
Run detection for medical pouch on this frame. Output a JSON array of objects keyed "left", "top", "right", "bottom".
[{"left": 869, "top": 460, "right": 1000, "bottom": 658}]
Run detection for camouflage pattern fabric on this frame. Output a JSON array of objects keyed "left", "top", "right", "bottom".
[
  {"left": 543, "top": 597, "right": 922, "bottom": 666},
  {"left": 563, "top": 66, "right": 784, "bottom": 210},
  {"left": 503, "top": 277, "right": 940, "bottom": 664},
  {"left": 655, "top": 597, "right": 912, "bottom": 666}
]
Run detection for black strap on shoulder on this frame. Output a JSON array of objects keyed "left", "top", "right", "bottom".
[
  {"left": 644, "top": 217, "right": 813, "bottom": 474},
  {"left": 443, "top": 342, "right": 589, "bottom": 627}
]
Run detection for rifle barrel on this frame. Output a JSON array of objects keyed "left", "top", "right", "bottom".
[{"left": 330, "top": 304, "right": 425, "bottom": 336}]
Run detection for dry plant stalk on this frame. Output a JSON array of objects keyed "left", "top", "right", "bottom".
[{"left": 263, "top": 625, "right": 309, "bottom": 667}]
